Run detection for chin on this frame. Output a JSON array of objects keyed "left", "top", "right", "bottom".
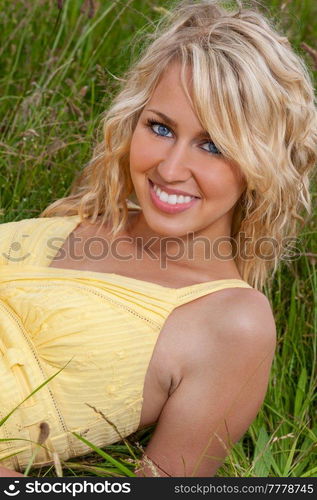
[{"left": 145, "top": 218, "right": 195, "bottom": 238}]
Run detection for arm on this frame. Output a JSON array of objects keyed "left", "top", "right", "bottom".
[{"left": 135, "top": 289, "right": 276, "bottom": 477}]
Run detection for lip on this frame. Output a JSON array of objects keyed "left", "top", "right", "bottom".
[
  {"left": 148, "top": 179, "right": 199, "bottom": 214},
  {"left": 149, "top": 179, "right": 200, "bottom": 198}
]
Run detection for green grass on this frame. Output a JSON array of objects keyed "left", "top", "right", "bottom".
[{"left": 0, "top": 0, "right": 316, "bottom": 477}]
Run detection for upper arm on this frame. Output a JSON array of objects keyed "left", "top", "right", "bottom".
[{"left": 135, "top": 289, "right": 276, "bottom": 477}]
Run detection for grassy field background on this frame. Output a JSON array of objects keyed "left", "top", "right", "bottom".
[{"left": 0, "top": 0, "right": 316, "bottom": 477}]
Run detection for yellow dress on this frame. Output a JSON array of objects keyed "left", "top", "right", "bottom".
[{"left": 0, "top": 212, "right": 252, "bottom": 470}]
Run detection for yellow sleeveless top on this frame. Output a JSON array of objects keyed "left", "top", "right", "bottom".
[{"left": 0, "top": 212, "right": 252, "bottom": 470}]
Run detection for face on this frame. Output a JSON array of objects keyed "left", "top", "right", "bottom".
[{"left": 129, "top": 61, "right": 246, "bottom": 240}]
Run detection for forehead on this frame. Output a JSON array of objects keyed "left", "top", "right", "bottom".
[
  {"left": 158, "top": 60, "right": 192, "bottom": 87},
  {"left": 144, "top": 61, "right": 204, "bottom": 126},
  {"left": 149, "top": 61, "right": 192, "bottom": 101}
]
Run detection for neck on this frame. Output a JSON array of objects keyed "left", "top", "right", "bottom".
[{"left": 125, "top": 210, "right": 241, "bottom": 278}]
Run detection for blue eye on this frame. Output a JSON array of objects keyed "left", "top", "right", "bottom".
[
  {"left": 147, "top": 119, "right": 173, "bottom": 138},
  {"left": 201, "top": 141, "right": 221, "bottom": 155},
  {"left": 155, "top": 124, "right": 172, "bottom": 137}
]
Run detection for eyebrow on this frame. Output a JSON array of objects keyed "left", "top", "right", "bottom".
[
  {"left": 147, "top": 109, "right": 178, "bottom": 128},
  {"left": 146, "top": 108, "right": 210, "bottom": 139}
]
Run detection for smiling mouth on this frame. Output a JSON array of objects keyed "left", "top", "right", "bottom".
[
  {"left": 148, "top": 178, "right": 200, "bottom": 214},
  {"left": 148, "top": 179, "right": 200, "bottom": 199}
]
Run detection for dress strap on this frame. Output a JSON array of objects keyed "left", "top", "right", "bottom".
[
  {"left": 0, "top": 216, "right": 81, "bottom": 268},
  {"left": 175, "top": 279, "right": 253, "bottom": 306}
]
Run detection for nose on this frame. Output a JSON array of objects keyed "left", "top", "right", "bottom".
[{"left": 156, "top": 140, "right": 192, "bottom": 184}]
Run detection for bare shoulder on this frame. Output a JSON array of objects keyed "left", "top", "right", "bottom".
[
  {"left": 168, "top": 286, "right": 276, "bottom": 375},
  {"left": 153, "top": 285, "right": 276, "bottom": 398},
  {"left": 206, "top": 286, "right": 277, "bottom": 368},
  {"left": 212, "top": 286, "right": 277, "bottom": 342}
]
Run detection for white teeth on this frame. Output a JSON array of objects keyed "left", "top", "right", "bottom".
[
  {"left": 153, "top": 183, "right": 196, "bottom": 205},
  {"left": 159, "top": 190, "right": 169, "bottom": 202}
]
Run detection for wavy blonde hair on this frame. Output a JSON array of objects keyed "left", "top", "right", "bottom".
[{"left": 40, "top": 0, "right": 317, "bottom": 290}]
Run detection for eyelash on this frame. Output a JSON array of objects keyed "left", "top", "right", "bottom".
[{"left": 145, "top": 118, "right": 221, "bottom": 155}]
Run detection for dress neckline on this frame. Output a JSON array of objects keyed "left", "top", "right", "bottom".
[
  {"left": 42, "top": 213, "right": 251, "bottom": 292},
  {"left": 42, "top": 265, "right": 251, "bottom": 293}
]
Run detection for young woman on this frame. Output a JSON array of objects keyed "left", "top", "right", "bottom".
[{"left": 0, "top": 0, "right": 316, "bottom": 477}]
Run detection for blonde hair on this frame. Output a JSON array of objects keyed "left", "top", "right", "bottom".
[{"left": 40, "top": 0, "right": 317, "bottom": 290}]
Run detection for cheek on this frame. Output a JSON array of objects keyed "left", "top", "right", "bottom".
[
  {"left": 129, "top": 130, "right": 142, "bottom": 172},
  {"left": 130, "top": 127, "right": 163, "bottom": 173},
  {"left": 202, "top": 167, "right": 244, "bottom": 201},
  {"left": 130, "top": 128, "right": 151, "bottom": 172}
]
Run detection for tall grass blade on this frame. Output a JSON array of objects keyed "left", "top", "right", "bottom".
[
  {"left": 72, "top": 432, "right": 135, "bottom": 477},
  {"left": 253, "top": 426, "right": 274, "bottom": 476}
]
